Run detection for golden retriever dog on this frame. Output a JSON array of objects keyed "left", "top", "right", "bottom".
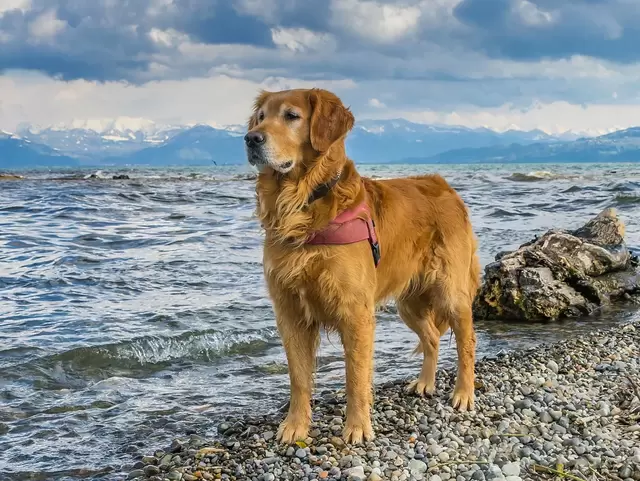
[{"left": 244, "top": 88, "right": 481, "bottom": 445}]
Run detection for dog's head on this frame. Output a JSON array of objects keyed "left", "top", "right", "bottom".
[{"left": 244, "top": 88, "right": 354, "bottom": 175}]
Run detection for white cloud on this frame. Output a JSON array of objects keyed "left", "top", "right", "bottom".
[
  {"left": 0, "top": 0, "right": 31, "bottom": 16},
  {"left": 28, "top": 9, "right": 67, "bottom": 40},
  {"left": 271, "top": 27, "right": 337, "bottom": 53},
  {"left": 148, "top": 28, "right": 188, "bottom": 47},
  {"left": 3, "top": 68, "right": 640, "bottom": 138},
  {"left": 330, "top": 0, "right": 422, "bottom": 43},
  {"left": 512, "top": 0, "right": 555, "bottom": 27},
  {"left": 0, "top": 70, "right": 356, "bottom": 132},
  {"left": 146, "top": 0, "right": 175, "bottom": 17},
  {"left": 374, "top": 100, "right": 640, "bottom": 136}
]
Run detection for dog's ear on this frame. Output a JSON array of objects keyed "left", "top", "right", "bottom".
[
  {"left": 247, "top": 90, "right": 271, "bottom": 131},
  {"left": 308, "top": 89, "right": 355, "bottom": 153}
]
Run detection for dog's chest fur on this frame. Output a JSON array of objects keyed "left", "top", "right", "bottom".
[{"left": 262, "top": 242, "right": 375, "bottom": 328}]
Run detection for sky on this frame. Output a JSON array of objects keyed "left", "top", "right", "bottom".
[{"left": 1, "top": 0, "right": 640, "bottom": 136}]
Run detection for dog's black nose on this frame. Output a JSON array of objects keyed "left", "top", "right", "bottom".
[{"left": 244, "top": 131, "right": 265, "bottom": 146}]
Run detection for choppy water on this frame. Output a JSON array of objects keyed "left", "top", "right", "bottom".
[{"left": 2, "top": 163, "right": 640, "bottom": 480}]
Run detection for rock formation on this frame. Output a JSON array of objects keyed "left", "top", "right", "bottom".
[
  {"left": 473, "top": 208, "right": 640, "bottom": 322},
  {"left": 0, "top": 174, "right": 24, "bottom": 180}
]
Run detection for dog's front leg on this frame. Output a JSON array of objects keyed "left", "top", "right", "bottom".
[
  {"left": 340, "top": 310, "right": 375, "bottom": 444},
  {"left": 275, "top": 312, "right": 320, "bottom": 444}
]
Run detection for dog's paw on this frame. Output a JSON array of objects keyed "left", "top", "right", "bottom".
[
  {"left": 450, "top": 387, "right": 474, "bottom": 412},
  {"left": 342, "top": 418, "right": 375, "bottom": 445},
  {"left": 404, "top": 378, "right": 435, "bottom": 397},
  {"left": 276, "top": 417, "right": 309, "bottom": 444}
]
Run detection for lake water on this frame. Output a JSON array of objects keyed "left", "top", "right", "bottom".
[{"left": 2, "top": 162, "right": 640, "bottom": 480}]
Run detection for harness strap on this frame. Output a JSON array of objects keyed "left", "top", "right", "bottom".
[{"left": 305, "top": 201, "right": 381, "bottom": 268}]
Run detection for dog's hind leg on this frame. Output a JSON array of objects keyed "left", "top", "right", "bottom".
[
  {"left": 398, "top": 293, "right": 449, "bottom": 396},
  {"left": 448, "top": 301, "right": 476, "bottom": 412}
]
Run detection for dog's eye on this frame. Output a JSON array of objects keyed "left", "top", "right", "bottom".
[
  {"left": 284, "top": 111, "right": 300, "bottom": 121},
  {"left": 258, "top": 111, "right": 264, "bottom": 122}
]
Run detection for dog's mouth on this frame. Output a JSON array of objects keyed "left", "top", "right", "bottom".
[{"left": 247, "top": 151, "right": 264, "bottom": 166}]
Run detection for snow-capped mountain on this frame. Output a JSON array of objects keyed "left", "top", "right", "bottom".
[
  {"left": 16, "top": 124, "right": 188, "bottom": 161},
  {"left": 3, "top": 118, "right": 639, "bottom": 168},
  {"left": 412, "top": 126, "right": 640, "bottom": 164},
  {"left": 345, "top": 119, "right": 563, "bottom": 163},
  {"left": 0, "top": 130, "right": 78, "bottom": 168},
  {"left": 102, "top": 124, "right": 246, "bottom": 166}
]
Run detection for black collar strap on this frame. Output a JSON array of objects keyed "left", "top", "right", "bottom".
[{"left": 307, "top": 170, "right": 343, "bottom": 205}]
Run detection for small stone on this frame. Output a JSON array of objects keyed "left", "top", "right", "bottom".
[
  {"left": 144, "top": 465, "right": 160, "bottom": 476},
  {"left": 539, "top": 411, "right": 553, "bottom": 423},
  {"left": 430, "top": 476, "right": 442, "bottom": 481},
  {"left": 262, "top": 431, "right": 274, "bottom": 441},
  {"left": 347, "top": 466, "right": 365, "bottom": 480},
  {"left": 546, "top": 360, "right": 559, "bottom": 373},
  {"left": 486, "top": 466, "right": 505, "bottom": 481},
  {"left": 368, "top": 473, "right": 383, "bottom": 481},
  {"left": 501, "top": 462, "right": 520, "bottom": 477},
  {"left": 127, "top": 470, "right": 144, "bottom": 480},
  {"left": 340, "top": 455, "right": 354, "bottom": 467},
  {"left": 167, "top": 471, "right": 182, "bottom": 481},
  {"left": 295, "top": 448, "right": 307, "bottom": 459},
  {"left": 408, "top": 459, "right": 427, "bottom": 474},
  {"left": 472, "top": 470, "right": 486, "bottom": 481},
  {"left": 619, "top": 466, "right": 633, "bottom": 479},
  {"left": 549, "top": 410, "right": 562, "bottom": 421},
  {"left": 514, "top": 399, "right": 532, "bottom": 410}
]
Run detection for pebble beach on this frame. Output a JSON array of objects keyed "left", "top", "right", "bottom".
[{"left": 126, "top": 320, "right": 640, "bottom": 481}]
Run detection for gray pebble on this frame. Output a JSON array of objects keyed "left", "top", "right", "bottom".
[
  {"left": 408, "top": 459, "right": 427, "bottom": 474},
  {"left": 472, "top": 470, "right": 486, "bottom": 481},
  {"left": 501, "top": 463, "right": 520, "bottom": 477},
  {"left": 438, "top": 452, "right": 451, "bottom": 462}
]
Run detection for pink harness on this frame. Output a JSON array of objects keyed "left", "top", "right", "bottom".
[{"left": 305, "top": 202, "right": 381, "bottom": 267}]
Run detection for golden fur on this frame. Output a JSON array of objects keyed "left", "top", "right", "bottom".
[{"left": 245, "top": 88, "right": 481, "bottom": 445}]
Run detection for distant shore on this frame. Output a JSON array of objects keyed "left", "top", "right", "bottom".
[{"left": 126, "top": 320, "right": 640, "bottom": 481}]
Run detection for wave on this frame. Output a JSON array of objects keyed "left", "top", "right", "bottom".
[
  {"left": 1, "top": 328, "right": 280, "bottom": 385},
  {"left": 488, "top": 208, "right": 536, "bottom": 218},
  {"left": 614, "top": 193, "right": 640, "bottom": 205},
  {"left": 505, "top": 171, "right": 559, "bottom": 182},
  {"left": 27, "top": 171, "right": 259, "bottom": 183}
]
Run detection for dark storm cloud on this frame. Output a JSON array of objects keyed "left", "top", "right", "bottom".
[
  {"left": 453, "top": 0, "right": 640, "bottom": 63},
  {"left": 0, "top": 0, "right": 639, "bottom": 88}
]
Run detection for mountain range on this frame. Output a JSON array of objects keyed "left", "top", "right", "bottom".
[
  {"left": 1, "top": 120, "right": 640, "bottom": 169},
  {"left": 405, "top": 127, "right": 640, "bottom": 164}
]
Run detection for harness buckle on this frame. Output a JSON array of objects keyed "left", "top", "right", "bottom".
[{"left": 370, "top": 241, "right": 381, "bottom": 267}]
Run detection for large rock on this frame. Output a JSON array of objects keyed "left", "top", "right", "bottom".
[
  {"left": 0, "top": 174, "right": 24, "bottom": 180},
  {"left": 473, "top": 208, "right": 640, "bottom": 322}
]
